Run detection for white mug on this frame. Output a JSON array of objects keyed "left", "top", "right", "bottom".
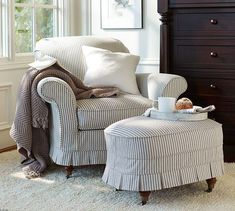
[{"left": 153, "top": 97, "right": 176, "bottom": 113}]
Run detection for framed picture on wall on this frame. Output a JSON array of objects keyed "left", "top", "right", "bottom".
[{"left": 101, "top": 0, "right": 143, "bottom": 29}]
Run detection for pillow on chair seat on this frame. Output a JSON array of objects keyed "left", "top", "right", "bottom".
[{"left": 82, "top": 46, "right": 140, "bottom": 95}]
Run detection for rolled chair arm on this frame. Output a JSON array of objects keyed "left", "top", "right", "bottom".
[
  {"left": 37, "top": 77, "right": 78, "bottom": 150},
  {"left": 147, "top": 73, "right": 187, "bottom": 100},
  {"left": 136, "top": 73, "right": 187, "bottom": 100}
]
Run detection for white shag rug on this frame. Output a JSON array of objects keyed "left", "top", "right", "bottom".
[{"left": 1, "top": 150, "right": 235, "bottom": 211}]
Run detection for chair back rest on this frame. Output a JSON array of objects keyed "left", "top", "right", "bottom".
[{"left": 35, "top": 36, "right": 129, "bottom": 80}]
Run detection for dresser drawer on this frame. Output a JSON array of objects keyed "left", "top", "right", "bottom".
[
  {"left": 183, "top": 94, "right": 235, "bottom": 145},
  {"left": 173, "top": 68, "right": 235, "bottom": 80},
  {"left": 172, "top": 8, "right": 235, "bottom": 37},
  {"left": 173, "top": 39, "right": 235, "bottom": 69},
  {"left": 185, "top": 94, "right": 235, "bottom": 112},
  {"left": 185, "top": 77, "right": 235, "bottom": 100}
]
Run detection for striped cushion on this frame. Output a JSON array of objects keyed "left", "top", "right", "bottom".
[{"left": 76, "top": 94, "right": 152, "bottom": 130}]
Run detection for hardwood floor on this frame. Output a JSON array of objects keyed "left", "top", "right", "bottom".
[{"left": 0, "top": 145, "right": 16, "bottom": 153}]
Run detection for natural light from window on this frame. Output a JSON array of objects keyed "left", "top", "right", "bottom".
[
  {"left": 15, "top": 0, "right": 58, "bottom": 53},
  {"left": 0, "top": 0, "right": 68, "bottom": 61}
]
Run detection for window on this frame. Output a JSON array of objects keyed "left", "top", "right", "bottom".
[
  {"left": 15, "top": 0, "right": 57, "bottom": 53},
  {"left": 0, "top": 0, "right": 69, "bottom": 60}
]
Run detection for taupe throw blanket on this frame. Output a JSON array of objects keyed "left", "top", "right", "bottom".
[{"left": 10, "top": 63, "right": 119, "bottom": 178}]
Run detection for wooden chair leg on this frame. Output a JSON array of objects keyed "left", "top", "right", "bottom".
[
  {"left": 206, "top": 177, "right": 217, "bottom": 192},
  {"left": 65, "top": 165, "right": 74, "bottom": 179},
  {"left": 139, "top": 191, "right": 151, "bottom": 205}
]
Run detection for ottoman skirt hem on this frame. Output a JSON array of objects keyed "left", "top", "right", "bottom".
[{"left": 102, "top": 160, "right": 224, "bottom": 192}]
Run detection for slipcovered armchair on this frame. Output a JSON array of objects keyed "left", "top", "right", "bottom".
[{"left": 36, "top": 36, "right": 187, "bottom": 177}]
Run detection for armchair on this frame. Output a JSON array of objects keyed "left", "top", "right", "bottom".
[{"left": 36, "top": 36, "right": 187, "bottom": 177}]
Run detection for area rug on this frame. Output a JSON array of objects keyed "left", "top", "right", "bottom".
[{"left": 1, "top": 150, "right": 235, "bottom": 211}]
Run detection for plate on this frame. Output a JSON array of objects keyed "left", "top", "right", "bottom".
[{"left": 150, "top": 108, "right": 208, "bottom": 121}]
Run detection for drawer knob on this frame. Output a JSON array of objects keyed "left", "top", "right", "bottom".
[
  {"left": 210, "top": 84, "right": 216, "bottom": 89},
  {"left": 210, "top": 19, "right": 218, "bottom": 24},
  {"left": 210, "top": 52, "right": 218, "bottom": 57}
]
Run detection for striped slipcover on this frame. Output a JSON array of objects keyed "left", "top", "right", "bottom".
[
  {"left": 102, "top": 116, "right": 224, "bottom": 191},
  {"left": 77, "top": 94, "right": 152, "bottom": 130},
  {"left": 36, "top": 36, "right": 188, "bottom": 167}
]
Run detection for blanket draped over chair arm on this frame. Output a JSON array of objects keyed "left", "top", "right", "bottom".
[
  {"left": 136, "top": 73, "right": 187, "bottom": 100},
  {"left": 37, "top": 77, "right": 78, "bottom": 150}
]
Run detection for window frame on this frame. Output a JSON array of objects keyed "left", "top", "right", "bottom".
[
  {"left": 0, "top": 0, "right": 70, "bottom": 66},
  {"left": 0, "top": 0, "right": 2, "bottom": 57},
  {"left": 0, "top": 0, "right": 12, "bottom": 60}
]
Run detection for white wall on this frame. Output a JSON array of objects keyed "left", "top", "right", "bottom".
[
  {"left": 0, "top": 60, "right": 31, "bottom": 149},
  {"left": 88, "top": 0, "right": 161, "bottom": 73},
  {"left": 71, "top": 0, "right": 89, "bottom": 36}
]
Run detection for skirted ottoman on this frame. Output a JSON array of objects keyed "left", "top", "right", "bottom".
[{"left": 102, "top": 116, "right": 224, "bottom": 205}]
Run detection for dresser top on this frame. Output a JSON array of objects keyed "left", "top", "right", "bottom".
[{"left": 158, "top": 0, "right": 235, "bottom": 11}]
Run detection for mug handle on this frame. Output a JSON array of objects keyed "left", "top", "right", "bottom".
[{"left": 152, "top": 100, "right": 158, "bottom": 110}]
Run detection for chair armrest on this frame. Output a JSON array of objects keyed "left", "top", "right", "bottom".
[
  {"left": 37, "top": 77, "right": 78, "bottom": 149},
  {"left": 147, "top": 73, "right": 187, "bottom": 100},
  {"left": 136, "top": 73, "right": 151, "bottom": 98}
]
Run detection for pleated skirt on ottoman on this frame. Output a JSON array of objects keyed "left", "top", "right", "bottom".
[{"left": 102, "top": 116, "right": 224, "bottom": 192}]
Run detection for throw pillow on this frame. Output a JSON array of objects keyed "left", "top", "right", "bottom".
[{"left": 82, "top": 45, "right": 140, "bottom": 95}]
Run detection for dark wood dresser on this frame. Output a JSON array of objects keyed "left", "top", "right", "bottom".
[{"left": 158, "top": 0, "right": 235, "bottom": 162}]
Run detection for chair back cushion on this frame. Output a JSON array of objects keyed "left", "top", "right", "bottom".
[{"left": 35, "top": 36, "right": 129, "bottom": 80}]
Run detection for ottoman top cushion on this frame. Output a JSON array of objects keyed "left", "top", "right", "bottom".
[{"left": 104, "top": 116, "right": 222, "bottom": 138}]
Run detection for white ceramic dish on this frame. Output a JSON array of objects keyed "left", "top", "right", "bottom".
[{"left": 150, "top": 106, "right": 208, "bottom": 121}]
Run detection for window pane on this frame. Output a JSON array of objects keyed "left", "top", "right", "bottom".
[
  {"left": 35, "top": 0, "right": 53, "bottom": 4},
  {"left": 36, "top": 8, "right": 54, "bottom": 41},
  {"left": 15, "top": 0, "right": 31, "bottom": 3},
  {"left": 15, "top": 7, "right": 32, "bottom": 53}
]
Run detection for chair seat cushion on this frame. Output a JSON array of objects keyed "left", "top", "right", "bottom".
[{"left": 76, "top": 94, "right": 152, "bottom": 130}]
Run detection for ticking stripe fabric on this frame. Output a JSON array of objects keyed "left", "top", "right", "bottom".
[
  {"left": 35, "top": 36, "right": 129, "bottom": 80},
  {"left": 10, "top": 63, "right": 119, "bottom": 178},
  {"left": 77, "top": 94, "right": 152, "bottom": 130},
  {"left": 102, "top": 116, "right": 224, "bottom": 191},
  {"left": 147, "top": 73, "right": 188, "bottom": 100},
  {"left": 34, "top": 36, "right": 189, "bottom": 169},
  {"left": 49, "top": 130, "right": 107, "bottom": 166}
]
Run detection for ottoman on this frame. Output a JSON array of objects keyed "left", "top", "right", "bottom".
[{"left": 102, "top": 116, "right": 224, "bottom": 205}]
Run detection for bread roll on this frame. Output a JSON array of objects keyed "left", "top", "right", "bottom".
[{"left": 176, "top": 97, "right": 193, "bottom": 110}]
